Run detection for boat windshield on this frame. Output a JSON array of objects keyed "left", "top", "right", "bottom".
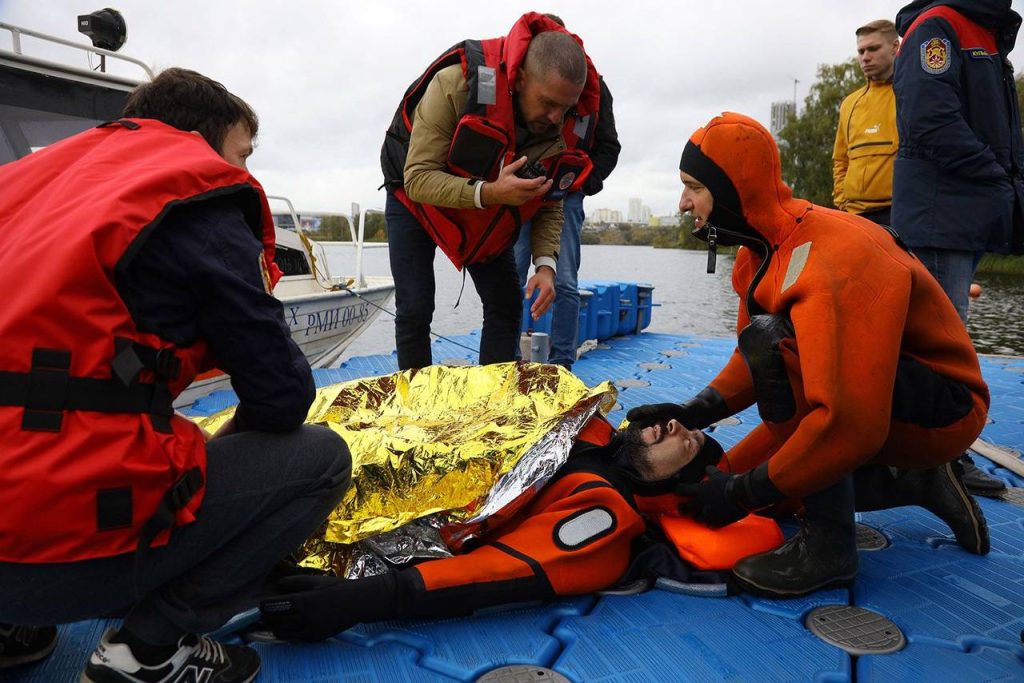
[
  {"left": 0, "top": 104, "right": 105, "bottom": 163},
  {"left": 0, "top": 63, "right": 131, "bottom": 163}
]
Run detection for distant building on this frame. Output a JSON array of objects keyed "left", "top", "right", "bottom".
[
  {"left": 628, "top": 198, "right": 642, "bottom": 223},
  {"left": 589, "top": 207, "right": 613, "bottom": 223},
  {"left": 655, "top": 214, "right": 680, "bottom": 227},
  {"left": 770, "top": 100, "right": 795, "bottom": 138},
  {"left": 610, "top": 209, "right": 623, "bottom": 223},
  {"left": 641, "top": 205, "right": 652, "bottom": 224}
]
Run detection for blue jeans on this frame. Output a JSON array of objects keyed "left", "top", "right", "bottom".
[
  {"left": 515, "top": 192, "right": 584, "bottom": 369},
  {"left": 913, "top": 248, "right": 980, "bottom": 324},
  {"left": 386, "top": 193, "right": 522, "bottom": 369},
  {"left": 0, "top": 425, "right": 350, "bottom": 643}
]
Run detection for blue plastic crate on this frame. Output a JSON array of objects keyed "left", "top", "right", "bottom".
[{"left": 579, "top": 280, "right": 620, "bottom": 340}]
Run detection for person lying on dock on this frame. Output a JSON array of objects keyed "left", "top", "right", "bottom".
[
  {"left": 247, "top": 414, "right": 782, "bottom": 642},
  {"left": 628, "top": 112, "right": 991, "bottom": 599},
  {"left": 0, "top": 68, "right": 351, "bottom": 683}
]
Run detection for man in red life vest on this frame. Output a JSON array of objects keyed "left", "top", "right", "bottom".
[
  {"left": 0, "top": 69, "right": 351, "bottom": 683},
  {"left": 380, "top": 13, "right": 603, "bottom": 370}
]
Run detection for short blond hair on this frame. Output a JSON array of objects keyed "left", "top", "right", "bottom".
[{"left": 856, "top": 19, "right": 898, "bottom": 41}]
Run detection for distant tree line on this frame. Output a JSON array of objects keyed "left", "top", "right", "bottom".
[
  {"left": 305, "top": 213, "right": 388, "bottom": 242},
  {"left": 581, "top": 213, "right": 723, "bottom": 251}
]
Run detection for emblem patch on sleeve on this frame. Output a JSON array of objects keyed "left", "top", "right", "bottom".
[{"left": 920, "top": 37, "right": 951, "bottom": 74}]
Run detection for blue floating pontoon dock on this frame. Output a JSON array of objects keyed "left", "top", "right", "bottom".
[{"left": 12, "top": 332, "right": 1024, "bottom": 682}]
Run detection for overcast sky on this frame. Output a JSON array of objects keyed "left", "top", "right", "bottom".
[{"left": 4, "top": 1, "right": 1024, "bottom": 217}]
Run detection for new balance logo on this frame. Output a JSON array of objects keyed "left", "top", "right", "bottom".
[{"left": 172, "top": 664, "right": 214, "bottom": 683}]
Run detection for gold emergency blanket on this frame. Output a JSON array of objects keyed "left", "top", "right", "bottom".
[{"left": 197, "top": 362, "right": 616, "bottom": 569}]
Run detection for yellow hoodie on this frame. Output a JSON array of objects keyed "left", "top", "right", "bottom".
[{"left": 832, "top": 80, "right": 898, "bottom": 214}]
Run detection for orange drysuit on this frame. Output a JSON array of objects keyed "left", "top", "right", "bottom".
[
  {"left": 683, "top": 113, "right": 989, "bottom": 499},
  {"left": 403, "top": 417, "right": 781, "bottom": 613}
]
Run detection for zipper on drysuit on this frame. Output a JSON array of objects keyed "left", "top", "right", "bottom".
[
  {"left": 700, "top": 221, "right": 773, "bottom": 317},
  {"left": 706, "top": 226, "right": 717, "bottom": 274}
]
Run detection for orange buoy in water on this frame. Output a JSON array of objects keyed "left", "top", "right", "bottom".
[{"left": 969, "top": 283, "right": 982, "bottom": 299}]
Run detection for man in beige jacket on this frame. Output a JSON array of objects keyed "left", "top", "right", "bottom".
[{"left": 380, "top": 13, "right": 602, "bottom": 370}]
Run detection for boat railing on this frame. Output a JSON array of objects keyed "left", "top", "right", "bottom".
[
  {"left": 267, "top": 196, "right": 386, "bottom": 290},
  {"left": 0, "top": 21, "right": 153, "bottom": 86},
  {"left": 353, "top": 206, "right": 387, "bottom": 289}
]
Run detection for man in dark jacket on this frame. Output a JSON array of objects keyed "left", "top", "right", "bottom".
[
  {"left": 892, "top": 0, "right": 1021, "bottom": 495},
  {"left": 515, "top": 14, "right": 621, "bottom": 371},
  {"left": 892, "top": 0, "right": 1024, "bottom": 321}
]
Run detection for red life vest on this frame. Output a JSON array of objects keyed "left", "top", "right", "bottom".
[
  {"left": 381, "top": 12, "right": 601, "bottom": 269},
  {"left": 0, "top": 119, "right": 277, "bottom": 563}
]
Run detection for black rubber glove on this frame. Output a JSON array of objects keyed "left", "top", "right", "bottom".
[
  {"left": 625, "top": 402, "right": 692, "bottom": 429},
  {"left": 626, "top": 386, "right": 731, "bottom": 430},
  {"left": 676, "top": 463, "right": 785, "bottom": 528},
  {"left": 258, "top": 573, "right": 398, "bottom": 642},
  {"left": 676, "top": 466, "right": 747, "bottom": 528}
]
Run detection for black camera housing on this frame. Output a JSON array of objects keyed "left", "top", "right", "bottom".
[
  {"left": 78, "top": 8, "right": 127, "bottom": 52},
  {"left": 515, "top": 160, "right": 547, "bottom": 180}
]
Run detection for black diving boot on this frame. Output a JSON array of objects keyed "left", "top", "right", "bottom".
[
  {"left": 732, "top": 476, "right": 858, "bottom": 598},
  {"left": 853, "top": 461, "right": 989, "bottom": 555},
  {"left": 958, "top": 453, "right": 1005, "bottom": 496}
]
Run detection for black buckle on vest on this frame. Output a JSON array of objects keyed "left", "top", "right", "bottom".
[
  {"left": 112, "top": 339, "right": 181, "bottom": 386},
  {"left": 110, "top": 339, "right": 179, "bottom": 433},
  {"left": 23, "top": 348, "right": 71, "bottom": 432},
  {"left": 153, "top": 348, "right": 181, "bottom": 380},
  {"left": 168, "top": 467, "right": 204, "bottom": 511},
  {"left": 132, "top": 466, "right": 205, "bottom": 598}
]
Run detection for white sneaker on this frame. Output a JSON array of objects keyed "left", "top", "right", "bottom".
[{"left": 79, "top": 627, "right": 260, "bottom": 683}]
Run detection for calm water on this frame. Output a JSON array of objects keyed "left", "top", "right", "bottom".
[{"left": 326, "top": 244, "right": 1024, "bottom": 360}]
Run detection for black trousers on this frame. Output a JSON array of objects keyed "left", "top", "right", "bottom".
[
  {"left": 0, "top": 425, "right": 350, "bottom": 644},
  {"left": 385, "top": 193, "right": 522, "bottom": 370}
]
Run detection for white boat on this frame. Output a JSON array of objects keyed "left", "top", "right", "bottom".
[
  {"left": 179, "top": 199, "right": 395, "bottom": 406},
  {"left": 0, "top": 19, "right": 395, "bottom": 407}
]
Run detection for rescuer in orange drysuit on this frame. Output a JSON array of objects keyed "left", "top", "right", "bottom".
[{"left": 628, "top": 112, "right": 991, "bottom": 599}]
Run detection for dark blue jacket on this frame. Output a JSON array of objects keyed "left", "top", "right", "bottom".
[
  {"left": 119, "top": 197, "right": 315, "bottom": 431},
  {"left": 580, "top": 77, "right": 621, "bottom": 197},
  {"left": 893, "top": 0, "right": 1024, "bottom": 254}
]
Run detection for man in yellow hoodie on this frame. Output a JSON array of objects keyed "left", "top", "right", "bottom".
[{"left": 832, "top": 19, "right": 899, "bottom": 226}]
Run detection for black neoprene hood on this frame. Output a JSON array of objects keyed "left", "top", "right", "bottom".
[{"left": 679, "top": 140, "right": 758, "bottom": 243}]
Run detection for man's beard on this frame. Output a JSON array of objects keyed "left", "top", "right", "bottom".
[{"left": 616, "top": 424, "right": 656, "bottom": 480}]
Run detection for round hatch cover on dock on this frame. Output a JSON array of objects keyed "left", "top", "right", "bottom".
[
  {"left": 639, "top": 362, "right": 670, "bottom": 370},
  {"left": 660, "top": 349, "right": 687, "bottom": 357},
  {"left": 806, "top": 605, "right": 905, "bottom": 655},
  {"left": 855, "top": 523, "right": 889, "bottom": 551},
  {"left": 477, "top": 665, "right": 570, "bottom": 683},
  {"left": 615, "top": 379, "right": 650, "bottom": 388}
]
